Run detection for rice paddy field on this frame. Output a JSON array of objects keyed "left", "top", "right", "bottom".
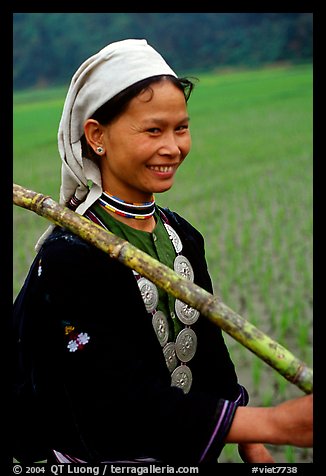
[{"left": 13, "top": 64, "right": 313, "bottom": 463}]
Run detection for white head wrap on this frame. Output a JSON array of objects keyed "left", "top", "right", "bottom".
[{"left": 36, "top": 39, "right": 177, "bottom": 250}]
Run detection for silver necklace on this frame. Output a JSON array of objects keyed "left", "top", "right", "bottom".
[
  {"left": 86, "top": 203, "right": 199, "bottom": 394},
  {"left": 134, "top": 213, "right": 199, "bottom": 394}
]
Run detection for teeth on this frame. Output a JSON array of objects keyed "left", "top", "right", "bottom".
[{"left": 150, "top": 166, "right": 172, "bottom": 173}]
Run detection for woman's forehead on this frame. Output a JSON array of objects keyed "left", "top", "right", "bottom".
[{"left": 129, "top": 81, "right": 187, "bottom": 113}]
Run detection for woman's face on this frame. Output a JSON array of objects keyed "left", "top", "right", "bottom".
[{"left": 98, "top": 80, "right": 191, "bottom": 202}]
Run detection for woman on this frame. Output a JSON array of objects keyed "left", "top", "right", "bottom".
[{"left": 13, "top": 39, "right": 312, "bottom": 465}]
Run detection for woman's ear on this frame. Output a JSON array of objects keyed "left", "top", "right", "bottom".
[{"left": 84, "top": 119, "right": 105, "bottom": 155}]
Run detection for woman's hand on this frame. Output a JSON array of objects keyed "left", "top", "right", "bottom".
[
  {"left": 238, "top": 443, "right": 275, "bottom": 463},
  {"left": 271, "top": 393, "right": 313, "bottom": 447},
  {"left": 225, "top": 393, "right": 313, "bottom": 448}
]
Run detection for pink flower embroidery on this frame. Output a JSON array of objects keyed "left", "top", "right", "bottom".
[
  {"left": 67, "top": 340, "right": 79, "bottom": 352},
  {"left": 66, "top": 329, "right": 90, "bottom": 352},
  {"left": 77, "top": 333, "right": 90, "bottom": 346}
]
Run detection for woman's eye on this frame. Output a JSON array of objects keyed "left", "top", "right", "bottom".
[{"left": 177, "top": 125, "right": 189, "bottom": 132}]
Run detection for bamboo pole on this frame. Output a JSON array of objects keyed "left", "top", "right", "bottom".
[{"left": 13, "top": 183, "right": 313, "bottom": 394}]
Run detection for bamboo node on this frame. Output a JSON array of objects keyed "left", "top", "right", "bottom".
[{"left": 30, "top": 194, "right": 52, "bottom": 213}]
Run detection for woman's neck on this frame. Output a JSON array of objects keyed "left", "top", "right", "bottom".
[
  {"left": 106, "top": 210, "right": 156, "bottom": 232},
  {"left": 99, "top": 189, "right": 157, "bottom": 232}
]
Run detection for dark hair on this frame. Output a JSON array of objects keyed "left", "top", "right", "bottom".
[
  {"left": 91, "top": 75, "right": 195, "bottom": 125},
  {"left": 81, "top": 74, "right": 196, "bottom": 160}
]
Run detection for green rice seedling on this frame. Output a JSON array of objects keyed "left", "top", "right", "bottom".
[
  {"left": 252, "top": 356, "right": 263, "bottom": 392},
  {"left": 219, "top": 443, "right": 241, "bottom": 463},
  {"left": 274, "top": 372, "right": 288, "bottom": 399},
  {"left": 297, "top": 320, "right": 311, "bottom": 359},
  {"left": 284, "top": 446, "right": 295, "bottom": 464},
  {"left": 279, "top": 309, "right": 291, "bottom": 342},
  {"left": 261, "top": 388, "right": 274, "bottom": 407}
]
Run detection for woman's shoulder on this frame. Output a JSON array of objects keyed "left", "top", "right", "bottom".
[
  {"left": 159, "top": 207, "right": 205, "bottom": 244},
  {"left": 43, "top": 226, "right": 92, "bottom": 249},
  {"left": 39, "top": 225, "right": 103, "bottom": 269}
]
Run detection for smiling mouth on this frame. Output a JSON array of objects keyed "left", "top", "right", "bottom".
[{"left": 148, "top": 165, "right": 176, "bottom": 173}]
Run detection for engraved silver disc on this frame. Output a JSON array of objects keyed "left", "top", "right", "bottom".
[
  {"left": 163, "top": 342, "right": 178, "bottom": 373},
  {"left": 175, "top": 299, "right": 200, "bottom": 325},
  {"left": 174, "top": 255, "right": 194, "bottom": 282},
  {"left": 171, "top": 364, "right": 192, "bottom": 394},
  {"left": 164, "top": 224, "right": 183, "bottom": 253},
  {"left": 152, "top": 311, "right": 169, "bottom": 347},
  {"left": 137, "top": 277, "right": 158, "bottom": 313},
  {"left": 175, "top": 328, "right": 197, "bottom": 363}
]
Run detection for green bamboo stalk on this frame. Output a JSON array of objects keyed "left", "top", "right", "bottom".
[{"left": 13, "top": 183, "right": 313, "bottom": 394}]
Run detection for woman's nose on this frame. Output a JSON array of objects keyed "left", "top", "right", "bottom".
[{"left": 158, "top": 133, "right": 181, "bottom": 157}]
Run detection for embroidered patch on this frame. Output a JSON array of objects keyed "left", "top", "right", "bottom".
[
  {"left": 37, "top": 259, "right": 42, "bottom": 277},
  {"left": 64, "top": 325, "right": 75, "bottom": 335},
  {"left": 65, "top": 325, "right": 90, "bottom": 352}
]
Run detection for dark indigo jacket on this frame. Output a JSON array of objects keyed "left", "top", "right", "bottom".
[{"left": 13, "top": 209, "right": 248, "bottom": 464}]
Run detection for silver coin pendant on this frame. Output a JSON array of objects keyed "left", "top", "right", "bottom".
[
  {"left": 175, "top": 327, "right": 197, "bottom": 363},
  {"left": 174, "top": 255, "right": 194, "bottom": 282},
  {"left": 164, "top": 224, "right": 183, "bottom": 253},
  {"left": 175, "top": 299, "right": 200, "bottom": 325},
  {"left": 137, "top": 277, "right": 159, "bottom": 313},
  {"left": 152, "top": 311, "right": 169, "bottom": 347},
  {"left": 163, "top": 342, "right": 178, "bottom": 373},
  {"left": 171, "top": 364, "right": 193, "bottom": 394}
]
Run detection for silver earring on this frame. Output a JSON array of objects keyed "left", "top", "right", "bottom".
[{"left": 96, "top": 146, "right": 104, "bottom": 154}]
